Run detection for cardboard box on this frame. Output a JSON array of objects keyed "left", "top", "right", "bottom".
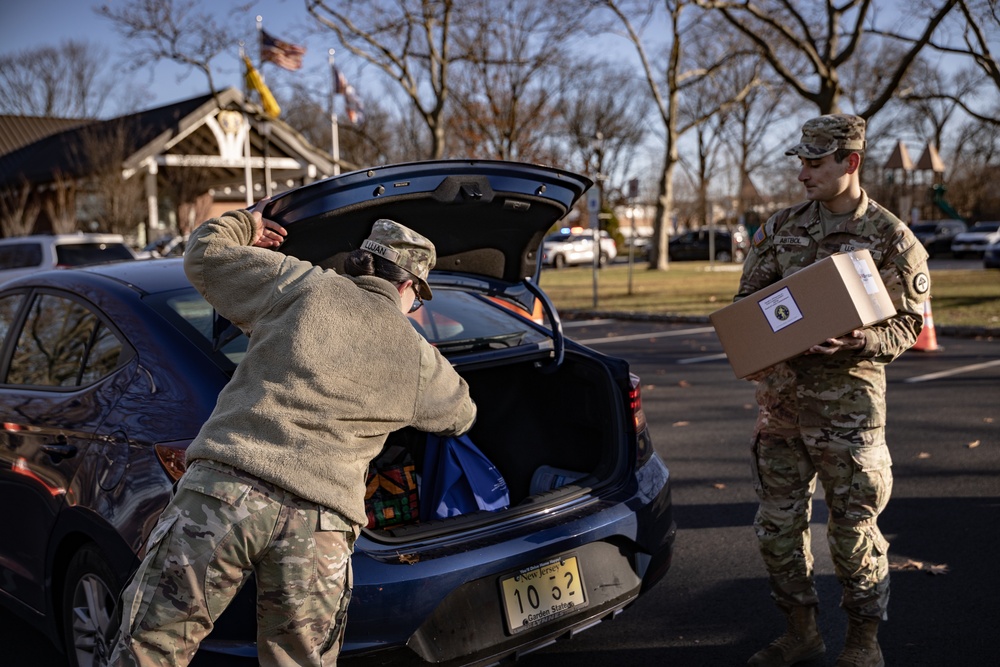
[{"left": 710, "top": 250, "right": 896, "bottom": 378}]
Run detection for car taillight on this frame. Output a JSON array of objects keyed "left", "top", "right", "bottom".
[
  {"left": 629, "top": 373, "right": 653, "bottom": 466},
  {"left": 154, "top": 442, "right": 191, "bottom": 481}
]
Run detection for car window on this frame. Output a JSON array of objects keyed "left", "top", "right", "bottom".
[
  {"left": 55, "top": 242, "right": 135, "bottom": 267},
  {"left": 155, "top": 290, "right": 248, "bottom": 366},
  {"left": 6, "top": 293, "right": 129, "bottom": 387},
  {"left": 0, "top": 293, "right": 26, "bottom": 345},
  {"left": 408, "top": 289, "right": 548, "bottom": 352},
  {"left": 0, "top": 243, "right": 43, "bottom": 270},
  {"left": 147, "top": 286, "right": 546, "bottom": 367}
]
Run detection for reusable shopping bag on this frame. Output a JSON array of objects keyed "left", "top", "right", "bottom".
[{"left": 421, "top": 433, "right": 509, "bottom": 521}]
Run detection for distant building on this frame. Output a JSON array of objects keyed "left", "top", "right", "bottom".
[{"left": 0, "top": 87, "right": 337, "bottom": 246}]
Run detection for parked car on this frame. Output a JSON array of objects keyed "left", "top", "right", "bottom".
[
  {"left": 541, "top": 227, "right": 618, "bottom": 268},
  {"left": 135, "top": 234, "right": 187, "bottom": 259},
  {"left": 668, "top": 227, "right": 748, "bottom": 262},
  {"left": 984, "top": 240, "right": 1000, "bottom": 269},
  {"left": 909, "top": 219, "right": 967, "bottom": 258},
  {"left": 950, "top": 221, "right": 1000, "bottom": 258},
  {"left": 0, "top": 160, "right": 675, "bottom": 667},
  {"left": 0, "top": 233, "right": 136, "bottom": 283},
  {"left": 623, "top": 235, "right": 653, "bottom": 261}
]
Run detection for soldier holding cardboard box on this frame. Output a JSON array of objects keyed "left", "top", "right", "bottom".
[{"left": 737, "top": 114, "right": 930, "bottom": 667}]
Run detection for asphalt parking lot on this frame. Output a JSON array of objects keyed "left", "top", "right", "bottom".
[{"left": 3, "top": 317, "right": 997, "bottom": 667}]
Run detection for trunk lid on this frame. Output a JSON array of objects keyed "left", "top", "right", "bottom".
[{"left": 264, "top": 159, "right": 592, "bottom": 288}]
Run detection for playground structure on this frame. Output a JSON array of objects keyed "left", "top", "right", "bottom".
[{"left": 881, "top": 141, "right": 967, "bottom": 225}]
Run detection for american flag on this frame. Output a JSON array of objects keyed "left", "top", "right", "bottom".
[
  {"left": 261, "top": 30, "right": 306, "bottom": 71},
  {"left": 332, "top": 66, "right": 348, "bottom": 95}
]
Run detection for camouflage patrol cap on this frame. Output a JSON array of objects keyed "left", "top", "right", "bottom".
[
  {"left": 361, "top": 219, "right": 437, "bottom": 299},
  {"left": 785, "top": 114, "right": 866, "bottom": 158}
]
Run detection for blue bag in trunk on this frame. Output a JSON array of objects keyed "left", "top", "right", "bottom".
[{"left": 421, "top": 433, "right": 510, "bottom": 521}]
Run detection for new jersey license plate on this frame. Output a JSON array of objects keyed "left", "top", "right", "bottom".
[{"left": 500, "top": 555, "right": 588, "bottom": 633}]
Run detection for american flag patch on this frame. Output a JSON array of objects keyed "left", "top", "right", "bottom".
[{"left": 752, "top": 226, "right": 766, "bottom": 247}]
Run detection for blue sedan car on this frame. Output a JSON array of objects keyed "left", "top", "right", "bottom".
[{"left": 0, "top": 160, "right": 675, "bottom": 666}]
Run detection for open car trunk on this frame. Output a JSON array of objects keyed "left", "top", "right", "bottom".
[{"left": 365, "top": 350, "right": 626, "bottom": 540}]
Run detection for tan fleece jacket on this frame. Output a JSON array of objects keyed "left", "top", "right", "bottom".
[{"left": 183, "top": 210, "right": 477, "bottom": 526}]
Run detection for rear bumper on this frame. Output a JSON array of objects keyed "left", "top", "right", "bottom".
[{"left": 342, "top": 455, "right": 675, "bottom": 666}]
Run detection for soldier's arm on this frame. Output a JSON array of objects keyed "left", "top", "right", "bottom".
[{"left": 854, "top": 225, "right": 930, "bottom": 362}]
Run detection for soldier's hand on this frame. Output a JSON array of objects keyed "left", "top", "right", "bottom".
[
  {"left": 245, "top": 198, "right": 286, "bottom": 249},
  {"left": 807, "top": 329, "right": 866, "bottom": 356}
]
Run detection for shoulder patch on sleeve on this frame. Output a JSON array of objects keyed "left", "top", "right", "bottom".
[{"left": 752, "top": 226, "right": 767, "bottom": 247}]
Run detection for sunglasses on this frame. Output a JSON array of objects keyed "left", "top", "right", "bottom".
[{"left": 408, "top": 284, "right": 424, "bottom": 313}]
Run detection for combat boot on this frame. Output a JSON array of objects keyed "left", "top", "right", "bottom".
[
  {"left": 748, "top": 605, "right": 826, "bottom": 666},
  {"left": 834, "top": 616, "right": 884, "bottom": 667}
]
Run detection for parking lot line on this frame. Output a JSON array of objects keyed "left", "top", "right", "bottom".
[
  {"left": 574, "top": 326, "right": 716, "bottom": 345},
  {"left": 903, "top": 358, "right": 1000, "bottom": 383},
  {"left": 677, "top": 353, "right": 729, "bottom": 364}
]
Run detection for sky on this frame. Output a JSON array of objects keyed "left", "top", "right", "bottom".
[
  {"left": 0, "top": 0, "right": 983, "bottom": 193},
  {"left": 0, "top": 0, "right": 342, "bottom": 112},
  {"left": 0, "top": 1, "right": 972, "bottom": 116}
]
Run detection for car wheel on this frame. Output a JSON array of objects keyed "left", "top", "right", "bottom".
[
  {"left": 62, "top": 544, "right": 122, "bottom": 667},
  {"left": 598, "top": 252, "right": 609, "bottom": 267},
  {"left": 716, "top": 250, "right": 733, "bottom": 263},
  {"left": 553, "top": 254, "right": 566, "bottom": 269}
]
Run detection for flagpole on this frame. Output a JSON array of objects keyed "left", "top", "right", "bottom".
[
  {"left": 329, "top": 49, "right": 341, "bottom": 176},
  {"left": 239, "top": 42, "right": 253, "bottom": 206},
  {"left": 256, "top": 15, "right": 272, "bottom": 197}
]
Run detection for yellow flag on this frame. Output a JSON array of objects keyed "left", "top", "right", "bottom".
[{"left": 243, "top": 55, "right": 281, "bottom": 118}]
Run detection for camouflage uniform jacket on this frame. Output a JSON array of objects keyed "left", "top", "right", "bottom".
[
  {"left": 736, "top": 190, "right": 929, "bottom": 430},
  {"left": 183, "top": 210, "right": 477, "bottom": 526}
]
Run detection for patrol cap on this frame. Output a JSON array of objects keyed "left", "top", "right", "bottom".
[
  {"left": 785, "top": 114, "right": 866, "bottom": 158},
  {"left": 361, "top": 218, "right": 436, "bottom": 300}
]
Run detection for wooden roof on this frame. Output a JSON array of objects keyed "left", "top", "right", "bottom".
[{"left": 0, "top": 88, "right": 336, "bottom": 189}]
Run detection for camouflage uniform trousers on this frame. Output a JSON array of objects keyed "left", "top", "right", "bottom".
[
  {"left": 107, "top": 459, "right": 357, "bottom": 666},
  {"left": 751, "top": 426, "right": 892, "bottom": 621}
]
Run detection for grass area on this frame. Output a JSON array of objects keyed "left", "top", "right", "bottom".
[{"left": 538, "top": 261, "right": 1000, "bottom": 330}]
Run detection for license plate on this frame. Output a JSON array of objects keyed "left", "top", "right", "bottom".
[{"left": 500, "top": 555, "right": 588, "bottom": 633}]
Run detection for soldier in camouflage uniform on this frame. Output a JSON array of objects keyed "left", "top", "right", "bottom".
[
  {"left": 107, "top": 205, "right": 476, "bottom": 666},
  {"left": 736, "top": 115, "right": 930, "bottom": 667}
]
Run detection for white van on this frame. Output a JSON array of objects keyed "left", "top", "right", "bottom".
[{"left": 0, "top": 233, "right": 137, "bottom": 283}]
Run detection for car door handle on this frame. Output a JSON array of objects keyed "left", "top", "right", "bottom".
[{"left": 42, "top": 436, "right": 78, "bottom": 460}]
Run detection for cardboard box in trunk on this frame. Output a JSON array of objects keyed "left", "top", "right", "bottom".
[{"left": 710, "top": 250, "right": 896, "bottom": 378}]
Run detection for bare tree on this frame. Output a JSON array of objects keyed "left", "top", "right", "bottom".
[
  {"left": 599, "top": 0, "right": 760, "bottom": 270},
  {"left": 447, "top": 1, "right": 590, "bottom": 162},
  {"left": 283, "top": 79, "right": 424, "bottom": 166},
  {"left": 0, "top": 181, "right": 41, "bottom": 237},
  {"left": 894, "top": 56, "right": 976, "bottom": 151},
  {"left": 44, "top": 172, "right": 79, "bottom": 235},
  {"left": 97, "top": 0, "right": 240, "bottom": 105},
  {"left": 0, "top": 41, "right": 116, "bottom": 117},
  {"left": 911, "top": 0, "right": 1000, "bottom": 126},
  {"left": 946, "top": 117, "right": 1000, "bottom": 219},
  {"left": 557, "top": 61, "right": 650, "bottom": 206},
  {"left": 307, "top": 0, "right": 458, "bottom": 159},
  {"left": 693, "top": 0, "right": 959, "bottom": 118},
  {"left": 70, "top": 121, "right": 147, "bottom": 237},
  {"left": 713, "top": 64, "right": 790, "bottom": 226}
]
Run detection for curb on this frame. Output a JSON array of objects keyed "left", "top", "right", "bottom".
[{"left": 560, "top": 310, "right": 999, "bottom": 340}]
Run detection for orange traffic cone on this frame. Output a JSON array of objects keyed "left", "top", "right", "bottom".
[{"left": 912, "top": 300, "right": 940, "bottom": 352}]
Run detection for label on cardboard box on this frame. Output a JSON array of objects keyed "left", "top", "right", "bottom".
[{"left": 759, "top": 287, "right": 803, "bottom": 332}]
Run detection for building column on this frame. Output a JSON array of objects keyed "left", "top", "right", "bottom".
[{"left": 144, "top": 161, "right": 159, "bottom": 247}]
